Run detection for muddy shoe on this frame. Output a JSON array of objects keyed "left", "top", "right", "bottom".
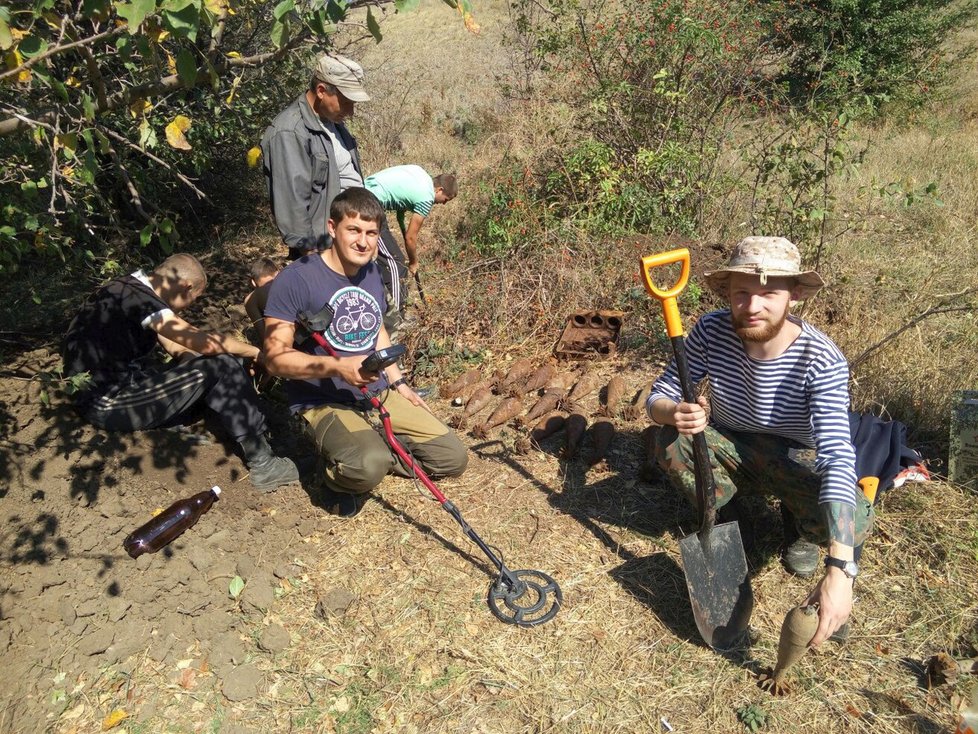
[
  {"left": 249, "top": 456, "right": 300, "bottom": 493},
  {"left": 783, "top": 538, "right": 819, "bottom": 578}
]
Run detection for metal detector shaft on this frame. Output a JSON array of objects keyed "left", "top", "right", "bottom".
[{"left": 304, "top": 328, "right": 519, "bottom": 586}]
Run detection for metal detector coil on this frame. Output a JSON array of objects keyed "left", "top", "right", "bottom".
[{"left": 488, "top": 569, "right": 562, "bottom": 627}]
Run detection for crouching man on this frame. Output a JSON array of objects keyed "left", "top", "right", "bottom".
[
  {"left": 261, "top": 187, "right": 468, "bottom": 516},
  {"left": 62, "top": 253, "right": 300, "bottom": 492},
  {"left": 647, "top": 236, "right": 871, "bottom": 646}
]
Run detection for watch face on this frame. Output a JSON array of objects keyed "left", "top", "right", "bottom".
[{"left": 844, "top": 561, "right": 859, "bottom": 578}]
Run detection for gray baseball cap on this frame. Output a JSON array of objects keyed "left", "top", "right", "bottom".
[
  {"left": 703, "top": 236, "right": 825, "bottom": 299},
  {"left": 313, "top": 54, "right": 370, "bottom": 102}
]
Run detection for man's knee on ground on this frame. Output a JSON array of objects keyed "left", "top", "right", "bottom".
[
  {"left": 420, "top": 432, "right": 468, "bottom": 478},
  {"left": 323, "top": 440, "right": 394, "bottom": 494}
]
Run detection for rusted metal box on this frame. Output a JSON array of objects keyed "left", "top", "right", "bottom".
[{"left": 554, "top": 310, "right": 624, "bottom": 360}]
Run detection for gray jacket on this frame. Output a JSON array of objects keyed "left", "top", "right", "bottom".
[{"left": 260, "top": 94, "right": 362, "bottom": 250}]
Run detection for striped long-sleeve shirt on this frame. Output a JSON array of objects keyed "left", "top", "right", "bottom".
[{"left": 647, "top": 310, "right": 858, "bottom": 507}]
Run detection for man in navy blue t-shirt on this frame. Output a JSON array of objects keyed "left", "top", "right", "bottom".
[{"left": 262, "top": 188, "right": 467, "bottom": 516}]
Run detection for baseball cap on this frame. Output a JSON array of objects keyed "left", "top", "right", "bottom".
[{"left": 313, "top": 54, "right": 370, "bottom": 102}]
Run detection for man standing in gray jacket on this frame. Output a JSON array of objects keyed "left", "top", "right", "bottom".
[{"left": 260, "top": 54, "right": 406, "bottom": 312}]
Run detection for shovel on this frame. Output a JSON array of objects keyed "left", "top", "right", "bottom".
[{"left": 641, "top": 248, "right": 753, "bottom": 650}]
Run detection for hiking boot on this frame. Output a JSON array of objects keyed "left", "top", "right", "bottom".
[
  {"left": 320, "top": 487, "right": 363, "bottom": 518},
  {"left": 783, "top": 538, "right": 820, "bottom": 578},
  {"left": 249, "top": 455, "right": 301, "bottom": 493}
]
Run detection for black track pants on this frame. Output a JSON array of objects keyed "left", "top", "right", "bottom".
[{"left": 84, "top": 355, "right": 266, "bottom": 441}]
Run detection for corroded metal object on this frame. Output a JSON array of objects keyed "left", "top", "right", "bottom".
[
  {"left": 554, "top": 310, "right": 624, "bottom": 360},
  {"left": 758, "top": 604, "right": 819, "bottom": 696}
]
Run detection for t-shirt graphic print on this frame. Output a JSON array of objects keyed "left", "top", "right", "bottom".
[{"left": 326, "top": 286, "right": 382, "bottom": 351}]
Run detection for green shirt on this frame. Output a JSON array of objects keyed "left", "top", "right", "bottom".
[{"left": 364, "top": 165, "right": 434, "bottom": 233}]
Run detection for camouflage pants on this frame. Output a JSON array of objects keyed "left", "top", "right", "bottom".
[{"left": 655, "top": 425, "right": 874, "bottom": 546}]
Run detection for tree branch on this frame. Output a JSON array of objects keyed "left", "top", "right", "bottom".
[
  {"left": 850, "top": 289, "right": 978, "bottom": 370},
  {"left": 0, "top": 25, "right": 127, "bottom": 84},
  {"left": 0, "top": 29, "right": 311, "bottom": 136},
  {"left": 98, "top": 126, "right": 211, "bottom": 203}
]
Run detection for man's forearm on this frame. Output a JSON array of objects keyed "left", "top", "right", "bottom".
[
  {"left": 650, "top": 397, "right": 678, "bottom": 426},
  {"left": 823, "top": 501, "right": 855, "bottom": 560}
]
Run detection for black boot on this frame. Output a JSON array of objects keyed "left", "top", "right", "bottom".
[{"left": 239, "top": 434, "right": 300, "bottom": 493}]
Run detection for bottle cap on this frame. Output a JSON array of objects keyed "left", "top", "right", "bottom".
[{"left": 211, "top": 486, "right": 222, "bottom": 497}]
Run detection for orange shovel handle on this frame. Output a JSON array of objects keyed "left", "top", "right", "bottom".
[{"left": 640, "top": 248, "right": 690, "bottom": 338}]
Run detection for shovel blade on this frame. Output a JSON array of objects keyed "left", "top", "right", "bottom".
[{"left": 679, "top": 520, "right": 754, "bottom": 650}]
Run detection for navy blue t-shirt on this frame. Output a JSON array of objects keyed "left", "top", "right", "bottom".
[{"left": 264, "top": 254, "right": 388, "bottom": 411}]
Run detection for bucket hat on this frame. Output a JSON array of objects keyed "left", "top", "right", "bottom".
[
  {"left": 703, "top": 236, "right": 824, "bottom": 300},
  {"left": 313, "top": 54, "right": 370, "bottom": 102}
]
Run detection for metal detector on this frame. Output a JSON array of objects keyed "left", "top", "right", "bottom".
[{"left": 297, "top": 306, "right": 562, "bottom": 627}]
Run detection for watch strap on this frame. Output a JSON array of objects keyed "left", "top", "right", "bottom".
[{"left": 389, "top": 377, "right": 407, "bottom": 390}]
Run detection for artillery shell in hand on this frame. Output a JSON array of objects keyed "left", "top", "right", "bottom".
[{"left": 758, "top": 604, "right": 820, "bottom": 696}]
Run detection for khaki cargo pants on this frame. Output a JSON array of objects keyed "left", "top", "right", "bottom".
[
  {"left": 655, "top": 425, "right": 874, "bottom": 546},
  {"left": 302, "top": 390, "right": 468, "bottom": 495}
]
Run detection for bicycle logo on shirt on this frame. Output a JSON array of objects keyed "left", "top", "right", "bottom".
[
  {"left": 335, "top": 305, "right": 377, "bottom": 335},
  {"left": 326, "top": 286, "right": 383, "bottom": 351}
]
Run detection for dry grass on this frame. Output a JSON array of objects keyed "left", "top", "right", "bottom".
[{"left": 70, "top": 391, "right": 978, "bottom": 733}]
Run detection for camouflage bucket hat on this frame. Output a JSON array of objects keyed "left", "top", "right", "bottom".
[{"left": 703, "top": 236, "right": 825, "bottom": 300}]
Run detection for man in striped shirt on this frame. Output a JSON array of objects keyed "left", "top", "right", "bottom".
[{"left": 647, "top": 236, "right": 871, "bottom": 647}]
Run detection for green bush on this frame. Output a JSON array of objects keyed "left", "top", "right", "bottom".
[{"left": 768, "top": 0, "right": 978, "bottom": 113}]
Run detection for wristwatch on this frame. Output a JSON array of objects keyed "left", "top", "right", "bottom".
[
  {"left": 389, "top": 377, "right": 408, "bottom": 390},
  {"left": 824, "top": 556, "right": 859, "bottom": 579}
]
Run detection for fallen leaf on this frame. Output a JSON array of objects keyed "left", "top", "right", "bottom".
[
  {"left": 845, "top": 704, "right": 862, "bottom": 718},
  {"left": 246, "top": 146, "right": 262, "bottom": 167},
  {"left": 128, "top": 98, "right": 151, "bottom": 118},
  {"left": 165, "top": 115, "right": 192, "bottom": 151},
  {"left": 101, "top": 709, "right": 128, "bottom": 730},
  {"left": 331, "top": 696, "right": 351, "bottom": 714}
]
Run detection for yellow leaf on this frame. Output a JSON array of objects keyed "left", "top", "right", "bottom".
[
  {"left": 165, "top": 116, "right": 192, "bottom": 150},
  {"left": 171, "top": 114, "right": 191, "bottom": 132},
  {"left": 246, "top": 146, "right": 262, "bottom": 167},
  {"left": 165, "top": 49, "right": 176, "bottom": 74},
  {"left": 204, "top": 0, "right": 227, "bottom": 14},
  {"left": 145, "top": 23, "right": 169, "bottom": 44},
  {"left": 129, "top": 98, "right": 152, "bottom": 118},
  {"left": 65, "top": 76, "right": 82, "bottom": 87},
  {"left": 101, "top": 709, "right": 128, "bottom": 730},
  {"left": 226, "top": 51, "right": 241, "bottom": 58}
]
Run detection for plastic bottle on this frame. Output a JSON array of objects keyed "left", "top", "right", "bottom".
[
  {"left": 123, "top": 486, "right": 221, "bottom": 559},
  {"left": 957, "top": 681, "right": 978, "bottom": 734}
]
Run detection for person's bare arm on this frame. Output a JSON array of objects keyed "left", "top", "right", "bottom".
[
  {"left": 152, "top": 312, "right": 258, "bottom": 360},
  {"left": 376, "top": 325, "right": 429, "bottom": 411},
  {"left": 403, "top": 213, "right": 426, "bottom": 274},
  {"left": 650, "top": 396, "right": 709, "bottom": 434},
  {"left": 261, "top": 316, "right": 375, "bottom": 386},
  {"left": 157, "top": 332, "right": 198, "bottom": 361}
]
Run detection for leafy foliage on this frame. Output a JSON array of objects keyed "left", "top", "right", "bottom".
[
  {"left": 768, "top": 0, "right": 978, "bottom": 113},
  {"left": 0, "top": 0, "right": 476, "bottom": 277}
]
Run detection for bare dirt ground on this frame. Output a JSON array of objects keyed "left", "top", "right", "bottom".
[{"left": 1, "top": 252, "right": 977, "bottom": 734}]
